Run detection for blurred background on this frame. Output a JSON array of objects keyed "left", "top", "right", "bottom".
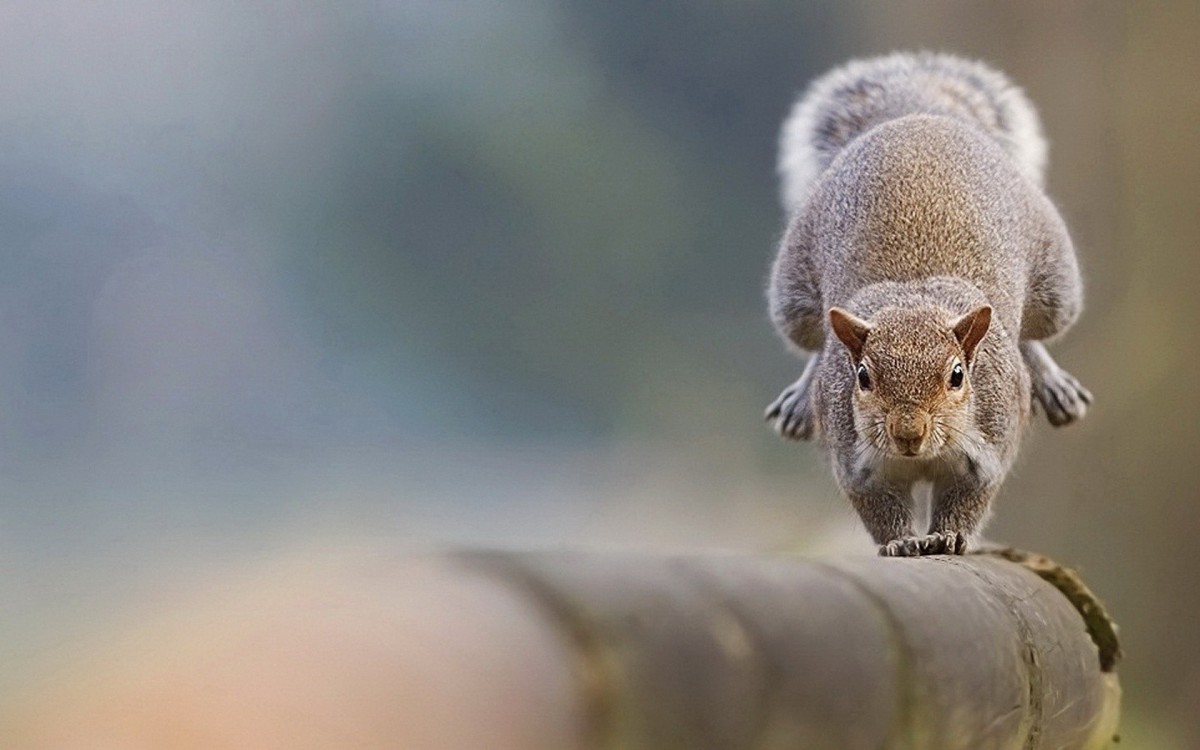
[{"left": 0, "top": 0, "right": 1194, "bottom": 746}]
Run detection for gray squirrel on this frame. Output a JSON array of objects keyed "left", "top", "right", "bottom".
[{"left": 764, "top": 52, "right": 1092, "bottom": 556}]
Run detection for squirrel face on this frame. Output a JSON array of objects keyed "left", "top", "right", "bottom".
[{"left": 830, "top": 304, "right": 991, "bottom": 459}]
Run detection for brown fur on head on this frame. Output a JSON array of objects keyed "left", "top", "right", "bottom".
[{"left": 829, "top": 304, "right": 991, "bottom": 458}]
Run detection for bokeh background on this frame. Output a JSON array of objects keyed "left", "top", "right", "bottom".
[{"left": 0, "top": 1, "right": 1194, "bottom": 745}]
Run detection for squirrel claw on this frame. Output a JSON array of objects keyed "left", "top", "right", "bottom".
[
  {"left": 879, "top": 531, "right": 967, "bottom": 557},
  {"left": 765, "top": 383, "right": 816, "bottom": 441},
  {"left": 879, "top": 537, "right": 923, "bottom": 557},
  {"left": 1032, "top": 366, "right": 1092, "bottom": 427}
]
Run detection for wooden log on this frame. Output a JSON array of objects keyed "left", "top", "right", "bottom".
[{"left": 455, "top": 550, "right": 1121, "bottom": 750}]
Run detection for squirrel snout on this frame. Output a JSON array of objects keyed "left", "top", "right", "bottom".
[{"left": 886, "top": 409, "right": 931, "bottom": 456}]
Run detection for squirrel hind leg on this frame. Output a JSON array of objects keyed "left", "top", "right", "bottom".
[
  {"left": 765, "top": 353, "right": 820, "bottom": 441},
  {"left": 1022, "top": 341, "right": 1093, "bottom": 426}
]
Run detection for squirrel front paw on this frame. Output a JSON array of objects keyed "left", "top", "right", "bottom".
[
  {"left": 765, "top": 381, "right": 816, "bottom": 441},
  {"left": 879, "top": 531, "right": 967, "bottom": 557},
  {"left": 1031, "top": 364, "right": 1093, "bottom": 427}
]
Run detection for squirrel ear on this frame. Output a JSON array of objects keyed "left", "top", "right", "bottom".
[
  {"left": 829, "top": 307, "right": 871, "bottom": 359},
  {"left": 951, "top": 305, "right": 992, "bottom": 361}
]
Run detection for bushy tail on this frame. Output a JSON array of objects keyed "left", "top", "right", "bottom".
[{"left": 778, "top": 52, "right": 1046, "bottom": 209}]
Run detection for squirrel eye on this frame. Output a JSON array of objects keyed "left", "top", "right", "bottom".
[
  {"left": 949, "top": 362, "right": 965, "bottom": 390},
  {"left": 856, "top": 363, "right": 872, "bottom": 390}
]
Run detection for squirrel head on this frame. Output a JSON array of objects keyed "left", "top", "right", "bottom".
[{"left": 829, "top": 303, "right": 991, "bottom": 459}]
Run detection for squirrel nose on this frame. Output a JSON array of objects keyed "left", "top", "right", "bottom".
[{"left": 887, "top": 410, "right": 930, "bottom": 455}]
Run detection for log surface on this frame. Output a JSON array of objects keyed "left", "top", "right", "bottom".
[{"left": 457, "top": 550, "right": 1121, "bottom": 750}]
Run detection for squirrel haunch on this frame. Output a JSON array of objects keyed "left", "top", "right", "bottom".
[{"left": 764, "top": 52, "right": 1092, "bottom": 557}]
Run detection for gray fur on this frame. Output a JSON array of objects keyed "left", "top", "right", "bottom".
[
  {"left": 778, "top": 51, "right": 1046, "bottom": 210},
  {"left": 765, "top": 53, "right": 1090, "bottom": 556}
]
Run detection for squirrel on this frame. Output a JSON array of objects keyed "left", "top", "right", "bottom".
[{"left": 763, "top": 52, "right": 1092, "bottom": 557}]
